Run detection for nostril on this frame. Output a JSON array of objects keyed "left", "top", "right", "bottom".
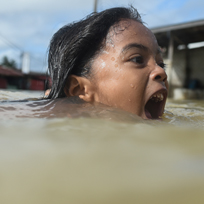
[{"left": 155, "top": 75, "right": 161, "bottom": 80}]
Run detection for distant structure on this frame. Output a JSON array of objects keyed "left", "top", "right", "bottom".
[
  {"left": 21, "top": 52, "right": 30, "bottom": 74},
  {"left": 152, "top": 19, "right": 204, "bottom": 99},
  {"left": 0, "top": 65, "right": 50, "bottom": 91}
]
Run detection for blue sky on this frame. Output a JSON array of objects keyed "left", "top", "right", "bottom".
[{"left": 0, "top": 0, "right": 204, "bottom": 72}]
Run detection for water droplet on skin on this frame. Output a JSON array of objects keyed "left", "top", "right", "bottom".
[
  {"left": 101, "top": 61, "right": 106, "bottom": 69},
  {"left": 111, "top": 57, "right": 115, "bottom": 61},
  {"left": 103, "top": 50, "right": 109, "bottom": 54}
]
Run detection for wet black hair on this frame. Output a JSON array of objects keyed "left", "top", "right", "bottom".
[{"left": 47, "top": 6, "right": 143, "bottom": 99}]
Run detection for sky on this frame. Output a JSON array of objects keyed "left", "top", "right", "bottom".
[{"left": 0, "top": 0, "right": 204, "bottom": 73}]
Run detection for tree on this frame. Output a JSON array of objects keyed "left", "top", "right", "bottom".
[{"left": 0, "top": 56, "right": 17, "bottom": 68}]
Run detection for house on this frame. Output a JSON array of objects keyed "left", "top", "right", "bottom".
[
  {"left": 152, "top": 19, "right": 204, "bottom": 99},
  {"left": 0, "top": 65, "right": 50, "bottom": 91}
]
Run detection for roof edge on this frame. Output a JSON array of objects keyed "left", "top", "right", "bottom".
[{"left": 151, "top": 19, "right": 204, "bottom": 33}]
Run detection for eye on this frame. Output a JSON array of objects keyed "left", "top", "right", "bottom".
[
  {"left": 130, "top": 56, "right": 144, "bottom": 64},
  {"left": 158, "top": 62, "right": 166, "bottom": 69}
]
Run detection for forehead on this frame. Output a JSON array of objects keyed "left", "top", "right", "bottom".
[{"left": 105, "top": 19, "right": 158, "bottom": 52}]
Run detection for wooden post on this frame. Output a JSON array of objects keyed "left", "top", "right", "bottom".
[
  {"left": 185, "top": 44, "right": 190, "bottom": 88},
  {"left": 167, "top": 31, "right": 174, "bottom": 97}
]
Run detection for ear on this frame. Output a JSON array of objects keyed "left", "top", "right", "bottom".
[{"left": 64, "top": 75, "right": 96, "bottom": 102}]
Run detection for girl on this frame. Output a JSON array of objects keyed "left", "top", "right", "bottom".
[{"left": 47, "top": 7, "right": 168, "bottom": 119}]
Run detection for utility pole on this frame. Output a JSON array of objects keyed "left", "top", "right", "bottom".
[
  {"left": 21, "top": 52, "right": 30, "bottom": 74},
  {"left": 94, "top": 0, "right": 98, "bottom": 12}
]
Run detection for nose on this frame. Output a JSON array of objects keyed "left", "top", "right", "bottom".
[{"left": 150, "top": 64, "right": 167, "bottom": 82}]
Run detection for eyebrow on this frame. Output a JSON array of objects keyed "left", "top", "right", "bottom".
[{"left": 121, "top": 43, "right": 162, "bottom": 55}]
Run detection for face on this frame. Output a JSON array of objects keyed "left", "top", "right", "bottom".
[{"left": 89, "top": 19, "right": 168, "bottom": 119}]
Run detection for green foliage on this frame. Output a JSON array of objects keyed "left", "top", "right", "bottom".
[{"left": 0, "top": 56, "right": 17, "bottom": 68}]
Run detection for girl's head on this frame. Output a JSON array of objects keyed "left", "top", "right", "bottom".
[{"left": 47, "top": 7, "right": 168, "bottom": 119}]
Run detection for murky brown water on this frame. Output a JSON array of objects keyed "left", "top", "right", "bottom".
[{"left": 0, "top": 90, "right": 204, "bottom": 204}]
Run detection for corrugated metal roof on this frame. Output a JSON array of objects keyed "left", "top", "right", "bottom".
[
  {"left": 151, "top": 19, "right": 204, "bottom": 34},
  {"left": 0, "top": 65, "right": 23, "bottom": 77},
  {"left": 151, "top": 19, "right": 204, "bottom": 47}
]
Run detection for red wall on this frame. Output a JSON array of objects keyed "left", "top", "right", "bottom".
[
  {"left": 30, "top": 79, "right": 45, "bottom": 90},
  {"left": 0, "top": 78, "right": 7, "bottom": 89}
]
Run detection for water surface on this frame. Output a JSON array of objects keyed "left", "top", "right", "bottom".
[{"left": 0, "top": 90, "right": 204, "bottom": 204}]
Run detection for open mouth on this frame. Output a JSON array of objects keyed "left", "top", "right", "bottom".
[{"left": 144, "top": 90, "right": 167, "bottom": 119}]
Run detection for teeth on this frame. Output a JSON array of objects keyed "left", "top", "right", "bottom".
[{"left": 150, "top": 93, "right": 164, "bottom": 102}]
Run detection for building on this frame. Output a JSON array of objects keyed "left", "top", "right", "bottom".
[
  {"left": 0, "top": 65, "right": 49, "bottom": 91},
  {"left": 152, "top": 19, "right": 204, "bottom": 99}
]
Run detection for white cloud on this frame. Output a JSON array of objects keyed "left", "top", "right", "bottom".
[{"left": 0, "top": 0, "right": 94, "bottom": 13}]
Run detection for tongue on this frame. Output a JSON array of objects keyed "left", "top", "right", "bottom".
[{"left": 145, "top": 108, "right": 152, "bottom": 119}]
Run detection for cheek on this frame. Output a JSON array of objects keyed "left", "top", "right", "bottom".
[{"left": 98, "top": 70, "right": 142, "bottom": 101}]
